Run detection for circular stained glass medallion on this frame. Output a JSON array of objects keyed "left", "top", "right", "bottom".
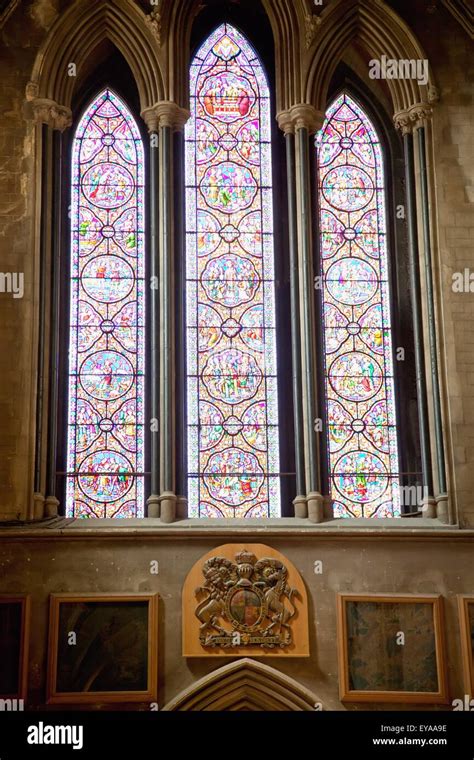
[
  {"left": 82, "top": 162, "right": 134, "bottom": 209},
  {"left": 325, "top": 257, "right": 377, "bottom": 306},
  {"left": 202, "top": 348, "right": 262, "bottom": 405},
  {"left": 334, "top": 450, "right": 387, "bottom": 504},
  {"left": 81, "top": 255, "right": 134, "bottom": 303},
  {"left": 79, "top": 350, "right": 134, "bottom": 401},
  {"left": 78, "top": 450, "right": 133, "bottom": 502},
  {"left": 201, "top": 254, "right": 259, "bottom": 307},
  {"left": 203, "top": 447, "right": 264, "bottom": 505},
  {"left": 199, "top": 72, "right": 255, "bottom": 123},
  {"left": 329, "top": 351, "right": 383, "bottom": 403},
  {"left": 200, "top": 161, "right": 257, "bottom": 213},
  {"left": 322, "top": 165, "right": 373, "bottom": 212}
]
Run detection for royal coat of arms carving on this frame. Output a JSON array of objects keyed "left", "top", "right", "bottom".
[{"left": 194, "top": 549, "right": 300, "bottom": 649}]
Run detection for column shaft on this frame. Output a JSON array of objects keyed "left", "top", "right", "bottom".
[
  {"left": 295, "top": 126, "right": 323, "bottom": 521},
  {"left": 285, "top": 132, "right": 305, "bottom": 502},
  {"left": 33, "top": 124, "right": 51, "bottom": 517},
  {"left": 417, "top": 127, "right": 447, "bottom": 498},
  {"left": 159, "top": 124, "right": 176, "bottom": 520},
  {"left": 44, "top": 129, "right": 63, "bottom": 517},
  {"left": 147, "top": 132, "right": 160, "bottom": 515},
  {"left": 403, "top": 131, "right": 435, "bottom": 510}
]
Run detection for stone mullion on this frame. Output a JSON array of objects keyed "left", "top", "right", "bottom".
[
  {"left": 146, "top": 129, "right": 160, "bottom": 517},
  {"left": 159, "top": 122, "right": 175, "bottom": 522},
  {"left": 279, "top": 105, "right": 325, "bottom": 522},
  {"left": 44, "top": 128, "right": 64, "bottom": 518},
  {"left": 403, "top": 128, "right": 436, "bottom": 516},
  {"left": 417, "top": 125, "right": 448, "bottom": 516},
  {"left": 30, "top": 100, "right": 71, "bottom": 520},
  {"left": 143, "top": 102, "right": 189, "bottom": 523},
  {"left": 33, "top": 124, "right": 51, "bottom": 519},
  {"left": 283, "top": 128, "right": 306, "bottom": 516},
  {"left": 295, "top": 123, "right": 324, "bottom": 522}
]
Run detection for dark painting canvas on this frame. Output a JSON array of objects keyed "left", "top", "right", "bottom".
[
  {"left": 56, "top": 601, "right": 149, "bottom": 693},
  {"left": 0, "top": 601, "right": 23, "bottom": 695}
]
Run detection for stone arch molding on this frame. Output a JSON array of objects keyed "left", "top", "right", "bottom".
[
  {"left": 163, "top": 658, "right": 329, "bottom": 711},
  {"left": 25, "top": 0, "right": 438, "bottom": 133},
  {"left": 303, "top": 0, "right": 438, "bottom": 131},
  {"left": 25, "top": 0, "right": 167, "bottom": 130}
]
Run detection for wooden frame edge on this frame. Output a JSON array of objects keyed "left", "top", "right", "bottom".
[
  {"left": 336, "top": 592, "right": 449, "bottom": 704},
  {"left": 0, "top": 594, "right": 30, "bottom": 702},
  {"left": 46, "top": 592, "right": 158, "bottom": 705},
  {"left": 457, "top": 594, "right": 474, "bottom": 697}
]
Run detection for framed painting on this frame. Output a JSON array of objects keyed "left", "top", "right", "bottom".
[
  {"left": 47, "top": 593, "right": 158, "bottom": 704},
  {"left": 0, "top": 595, "right": 30, "bottom": 701},
  {"left": 336, "top": 593, "right": 448, "bottom": 703},
  {"left": 458, "top": 595, "right": 474, "bottom": 696}
]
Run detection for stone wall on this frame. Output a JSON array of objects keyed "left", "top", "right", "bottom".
[{"left": 0, "top": 530, "right": 471, "bottom": 709}]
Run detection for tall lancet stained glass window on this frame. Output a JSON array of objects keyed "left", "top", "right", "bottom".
[
  {"left": 66, "top": 89, "right": 145, "bottom": 518},
  {"left": 185, "top": 24, "right": 280, "bottom": 518},
  {"left": 316, "top": 94, "right": 400, "bottom": 518}
]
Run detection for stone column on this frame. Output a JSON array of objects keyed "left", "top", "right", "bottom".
[
  {"left": 277, "top": 112, "right": 306, "bottom": 517},
  {"left": 278, "top": 105, "right": 326, "bottom": 522},
  {"left": 143, "top": 120, "right": 160, "bottom": 518},
  {"left": 30, "top": 99, "right": 72, "bottom": 520},
  {"left": 395, "top": 104, "right": 441, "bottom": 518},
  {"left": 142, "top": 102, "right": 189, "bottom": 523},
  {"left": 417, "top": 123, "right": 448, "bottom": 521}
]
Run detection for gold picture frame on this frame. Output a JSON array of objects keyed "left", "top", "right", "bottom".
[
  {"left": 336, "top": 593, "right": 448, "bottom": 704},
  {"left": 0, "top": 595, "right": 30, "bottom": 701},
  {"left": 458, "top": 595, "right": 474, "bottom": 696},
  {"left": 47, "top": 593, "right": 158, "bottom": 704}
]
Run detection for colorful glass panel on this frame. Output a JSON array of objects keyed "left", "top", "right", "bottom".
[
  {"left": 316, "top": 93, "right": 400, "bottom": 518},
  {"left": 185, "top": 24, "right": 280, "bottom": 518},
  {"left": 66, "top": 89, "right": 145, "bottom": 518}
]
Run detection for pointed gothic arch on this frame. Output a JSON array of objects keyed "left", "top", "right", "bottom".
[
  {"left": 304, "top": 0, "right": 438, "bottom": 121},
  {"left": 162, "top": 659, "right": 329, "bottom": 711},
  {"left": 27, "top": 0, "right": 165, "bottom": 121}
]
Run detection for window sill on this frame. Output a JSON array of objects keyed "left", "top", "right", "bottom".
[{"left": 0, "top": 515, "right": 468, "bottom": 540}]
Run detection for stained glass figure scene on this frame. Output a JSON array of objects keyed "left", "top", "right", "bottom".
[
  {"left": 316, "top": 93, "right": 400, "bottom": 518},
  {"left": 66, "top": 89, "right": 145, "bottom": 517},
  {"left": 185, "top": 24, "right": 280, "bottom": 517}
]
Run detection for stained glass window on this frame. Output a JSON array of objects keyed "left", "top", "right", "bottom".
[
  {"left": 316, "top": 93, "right": 400, "bottom": 518},
  {"left": 66, "top": 89, "right": 145, "bottom": 518},
  {"left": 185, "top": 24, "right": 280, "bottom": 518}
]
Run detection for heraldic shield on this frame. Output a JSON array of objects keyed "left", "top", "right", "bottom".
[{"left": 182, "top": 544, "right": 309, "bottom": 657}]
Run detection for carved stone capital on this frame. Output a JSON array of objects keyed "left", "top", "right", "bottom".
[
  {"left": 277, "top": 104, "right": 324, "bottom": 135},
  {"left": 141, "top": 101, "right": 190, "bottom": 132},
  {"left": 276, "top": 109, "right": 294, "bottom": 135},
  {"left": 409, "top": 103, "right": 433, "bottom": 129},
  {"left": 393, "top": 111, "right": 413, "bottom": 135},
  {"left": 394, "top": 102, "right": 433, "bottom": 134},
  {"left": 291, "top": 104, "right": 324, "bottom": 134},
  {"left": 28, "top": 97, "right": 72, "bottom": 131}
]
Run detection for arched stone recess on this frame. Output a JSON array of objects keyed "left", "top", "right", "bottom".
[
  {"left": 163, "top": 658, "right": 330, "bottom": 711},
  {"left": 302, "top": 0, "right": 438, "bottom": 126},
  {"left": 25, "top": 0, "right": 166, "bottom": 126}
]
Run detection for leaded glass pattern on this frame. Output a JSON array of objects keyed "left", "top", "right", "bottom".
[
  {"left": 185, "top": 24, "right": 280, "bottom": 518},
  {"left": 316, "top": 93, "right": 400, "bottom": 518},
  {"left": 66, "top": 89, "right": 145, "bottom": 518}
]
